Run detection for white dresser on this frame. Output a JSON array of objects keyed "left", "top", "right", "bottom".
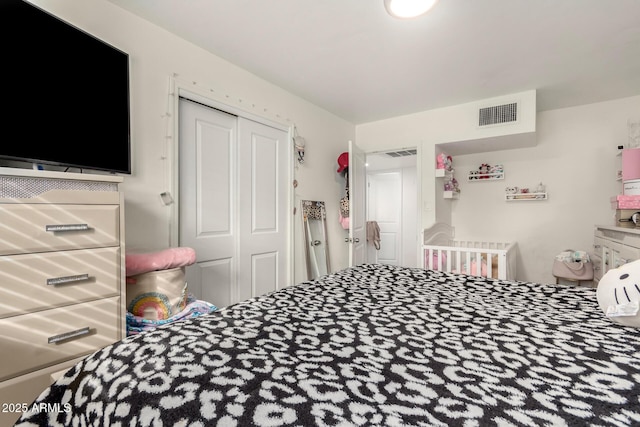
[
  {"left": 0, "top": 168, "right": 125, "bottom": 426},
  {"left": 593, "top": 225, "right": 640, "bottom": 283}
]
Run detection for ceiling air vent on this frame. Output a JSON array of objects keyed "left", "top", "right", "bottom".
[
  {"left": 385, "top": 149, "right": 417, "bottom": 158},
  {"left": 478, "top": 102, "right": 518, "bottom": 127}
]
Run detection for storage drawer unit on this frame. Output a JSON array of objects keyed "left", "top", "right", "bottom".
[
  {"left": 593, "top": 225, "right": 640, "bottom": 282},
  {"left": 0, "top": 168, "right": 125, "bottom": 426}
]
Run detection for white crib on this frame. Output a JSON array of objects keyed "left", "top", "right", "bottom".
[{"left": 422, "top": 223, "right": 517, "bottom": 280}]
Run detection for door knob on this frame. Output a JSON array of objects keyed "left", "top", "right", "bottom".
[
  {"left": 311, "top": 240, "right": 321, "bottom": 246},
  {"left": 354, "top": 238, "right": 360, "bottom": 243}
]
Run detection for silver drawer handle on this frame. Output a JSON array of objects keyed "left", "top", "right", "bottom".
[
  {"left": 47, "top": 274, "right": 90, "bottom": 286},
  {"left": 46, "top": 224, "right": 90, "bottom": 232},
  {"left": 48, "top": 327, "right": 91, "bottom": 344}
]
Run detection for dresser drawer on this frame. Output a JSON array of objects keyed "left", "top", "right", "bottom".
[
  {"left": 0, "top": 297, "right": 121, "bottom": 381},
  {"left": 0, "top": 247, "right": 121, "bottom": 318},
  {"left": 594, "top": 227, "right": 640, "bottom": 249},
  {"left": 0, "top": 204, "right": 119, "bottom": 255},
  {"left": 0, "top": 357, "right": 82, "bottom": 427}
]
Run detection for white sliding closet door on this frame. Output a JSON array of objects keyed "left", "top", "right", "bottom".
[
  {"left": 179, "top": 98, "right": 288, "bottom": 308},
  {"left": 237, "top": 117, "right": 288, "bottom": 302}
]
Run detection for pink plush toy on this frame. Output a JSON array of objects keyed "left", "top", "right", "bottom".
[
  {"left": 436, "top": 154, "right": 452, "bottom": 171},
  {"left": 468, "top": 259, "right": 487, "bottom": 277},
  {"left": 463, "top": 255, "right": 499, "bottom": 279},
  {"left": 425, "top": 250, "right": 447, "bottom": 271}
]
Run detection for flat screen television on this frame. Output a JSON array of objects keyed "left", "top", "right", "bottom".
[{"left": 1, "top": 0, "right": 131, "bottom": 174}]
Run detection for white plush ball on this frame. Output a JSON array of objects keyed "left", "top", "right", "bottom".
[{"left": 596, "top": 259, "right": 640, "bottom": 328}]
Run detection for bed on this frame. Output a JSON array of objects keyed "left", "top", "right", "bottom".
[
  {"left": 423, "top": 222, "right": 517, "bottom": 280},
  {"left": 15, "top": 263, "right": 640, "bottom": 426}
]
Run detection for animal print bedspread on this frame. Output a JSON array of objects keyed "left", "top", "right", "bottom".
[{"left": 15, "top": 264, "right": 640, "bottom": 426}]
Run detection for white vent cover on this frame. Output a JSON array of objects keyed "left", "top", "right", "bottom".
[
  {"left": 385, "top": 149, "right": 417, "bottom": 158},
  {"left": 478, "top": 102, "right": 518, "bottom": 127}
]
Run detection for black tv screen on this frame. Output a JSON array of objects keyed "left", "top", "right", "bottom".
[{"left": 1, "top": 0, "right": 131, "bottom": 174}]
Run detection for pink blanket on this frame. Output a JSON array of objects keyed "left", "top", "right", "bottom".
[{"left": 126, "top": 247, "right": 196, "bottom": 276}]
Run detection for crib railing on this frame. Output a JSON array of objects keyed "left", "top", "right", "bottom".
[{"left": 423, "top": 241, "right": 517, "bottom": 280}]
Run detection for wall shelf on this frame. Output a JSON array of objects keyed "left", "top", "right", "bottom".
[
  {"left": 443, "top": 191, "right": 460, "bottom": 199},
  {"left": 435, "top": 168, "right": 454, "bottom": 178},
  {"left": 468, "top": 172, "right": 504, "bottom": 181},
  {"left": 505, "top": 192, "right": 548, "bottom": 201}
]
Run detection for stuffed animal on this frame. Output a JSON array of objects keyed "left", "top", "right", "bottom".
[
  {"left": 425, "top": 250, "right": 447, "bottom": 271},
  {"left": 464, "top": 255, "right": 499, "bottom": 279},
  {"left": 596, "top": 259, "right": 640, "bottom": 327},
  {"left": 451, "top": 177, "right": 460, "bottom": 192},
  {"left": 505, "top": 186, "right": 518, "bottom": 200}
]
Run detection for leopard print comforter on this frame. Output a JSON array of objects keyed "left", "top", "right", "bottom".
[{"left": 15, "top": 264, "right": 640, "bottom": 426}]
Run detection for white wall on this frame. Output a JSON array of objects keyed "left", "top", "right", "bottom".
[
  {"left": 18, "top": 1, "right": 640, "bottom": 285},
  {"left": 357, "top": 94, "right": 640, "bottom": 284},
  {"left": 30, "top": 0, "right": 355, "bottom": 286},
  {"left": 452, "top": 97, "right": 637, "bottom": 284}
]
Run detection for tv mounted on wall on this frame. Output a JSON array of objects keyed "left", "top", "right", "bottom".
[{"left": 1, "top": 0, "right": 131, "bottom": 174}]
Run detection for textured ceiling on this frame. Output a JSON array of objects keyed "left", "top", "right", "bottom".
[{"left": 109, "top": 0, "right": 640, "bottom": 124}]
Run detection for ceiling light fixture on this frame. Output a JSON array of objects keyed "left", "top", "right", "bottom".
[{"left": 384, "top": 0, "right": 439, "bottom": 19}]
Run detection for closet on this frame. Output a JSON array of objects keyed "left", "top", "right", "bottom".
[{"left": 178, "top": 97, "right": 289, "bottom": 308}]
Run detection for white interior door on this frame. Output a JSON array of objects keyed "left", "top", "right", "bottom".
[
  {"left": 349, "top": 141, "right": 366, "bottom": 266},
  {"left": 364, "top": 150, "right": 419, "bottom": 268},
  {"left": 237, "top": 117, "right": 288, "bottom": 301},
  {"left": 367, "top": 171, "right": 402, "bottom": 265},
  {"left": 179, "top": 98, "right": 237, "bottom": 307}
]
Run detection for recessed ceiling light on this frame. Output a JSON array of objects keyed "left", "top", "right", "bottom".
[{"left": 384, "top": 0, "right": 439, "bottom": 19}]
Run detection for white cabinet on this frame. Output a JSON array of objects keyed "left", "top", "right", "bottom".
[
  {"left": 593, "top": 225, "right": 640, "bottom": 283},
  {"left": 0, "top": 168, "right": 125, "bottom": 426}
]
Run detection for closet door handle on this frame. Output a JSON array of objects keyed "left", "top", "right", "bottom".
[
  {"left": 47, "top": 274, "right": 90, "bottom": 286},
  {"left": 46, "top": 224, "right": 90, "bottom": 232},
  {"left": 48, "top": 327, "right": 91, "bottom": 344}
]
